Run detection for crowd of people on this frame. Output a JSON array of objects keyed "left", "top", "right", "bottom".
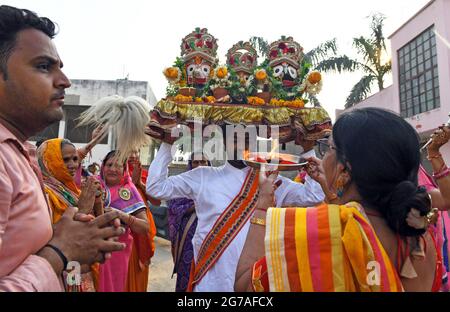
[{"left": 0, "top": 5, "right": 449, "bottom": 293}]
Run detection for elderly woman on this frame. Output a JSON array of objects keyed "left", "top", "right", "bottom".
[
  {"left": 235, "top": 108, "right": 442, "bottom": 292},
  {"left": 37, "top": 138, "right": 103, "bottom": 291},
  {"left": 97, "top": 151, "right": 151, "bottom": 292}
]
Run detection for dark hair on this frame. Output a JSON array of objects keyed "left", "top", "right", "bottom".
[
  {"left": 35, "top": 138, "right": 45, "bottom": 148},
  {"left": 81, "top": 168, "right": 90, "bottom": 177},
  {"left": 0, "top": 5, "right": 57, "bottom": 79},
  {"left": 61, "top": 139, "right": 75, "bottom": 149},
  {"left": 103, "top": 150, "right": 117, "bottom": 167},
  {"left": 333, "top": 107, "right": 430, "bottom": 237}
]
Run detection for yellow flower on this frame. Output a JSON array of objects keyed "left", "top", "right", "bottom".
[
  {"left": 174, "top": 94, "right": 193, "bottom": 103},
  {"left": 163, "top": 67, "right": 180, "bottom": 81},
  {"left": 247, "top": 96, "right": 265, "bottom": 106},
  {"left": 195, "top": 97, "right": 203, "bottom": 103},
  {"left": 216, "top": 67, "right": 228, "bottom": 79},
  {"left": 205, "top": 96, "right": 216, "bottom": 103},
  {"left": 292, "top": 98, "right": 305, "bottom": 108},
  {"left": 255, "top": 69, "right": 267, "bottom": 81},
  {"left": 308, "top": 71, "right": 322, "bottom": 84},
  {"left": 247, "top": 97, "right": 255, "bottom": 105}
]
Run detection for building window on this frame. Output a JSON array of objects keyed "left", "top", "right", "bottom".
[
  {"left": 30, "top": 122, "right": 60, "bottom": 144},
  {"left": 64, "top": 105, "right": 108, "bottom": 144},
  {"left": 399, "top": 26, "right": 440, "bottom": 118}
]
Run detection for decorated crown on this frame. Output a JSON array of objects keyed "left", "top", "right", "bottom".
[
  {"left": 268, "top": 36, "right": 304, "bottom": 69},
  {"left": 226, "top": 41, "right": 258, "bottom": 74},
  {"left": 180, "top": 27, "right": 218, "bottom": 65}
]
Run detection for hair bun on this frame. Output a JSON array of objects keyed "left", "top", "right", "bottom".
[{"left": 383, "top": 181, "right": 430, "bottom": 237}]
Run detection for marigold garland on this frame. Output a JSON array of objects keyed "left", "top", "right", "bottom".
[
  {"left": 247, "top": 96, "right": 266, "bottom": 106},
  {"left": 270, "top": 98, "right": 305, "bottom": 108},
  {"left": 173, "top": 94, "right": 217, "bottom": 104},
  {"left": 174, "top": 94, "right": 194, "bottom": 103}
]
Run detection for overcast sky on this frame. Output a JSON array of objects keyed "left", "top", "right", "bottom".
[{"left": 5, "top": 0, "right": 431, "bottom": 119}]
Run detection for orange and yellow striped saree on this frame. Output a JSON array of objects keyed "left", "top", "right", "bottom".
[{"left": 253, "top": 202, "right": 403, "bottom": 292}]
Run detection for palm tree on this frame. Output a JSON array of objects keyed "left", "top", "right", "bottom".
[
  {"left": 344, "top": 13, "right": 392, "bottom": 108},
  {"left": 249, "top": 37, "right": 357, "bottom": 106}
]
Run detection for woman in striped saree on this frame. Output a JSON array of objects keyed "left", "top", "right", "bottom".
[
  {"left": 37, "top": 138, "right": 103, "bottom": 291},
  {"left": 235, "top": 108, "right": 442, "bottom": 292}
]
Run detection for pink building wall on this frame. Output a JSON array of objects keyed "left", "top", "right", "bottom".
[
  {"left": 390, "top": 0, "right": 450, "bottom": 134},
  {"left": 339, "top": 0, "right": 450, "bottom": 165}
]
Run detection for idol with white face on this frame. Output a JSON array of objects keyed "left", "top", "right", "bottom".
[
  {"left": 185, "top": 58, "right": 212, "bottom": 87},
  {"left": 272, "top": 62, "right": 299, "bottom": 88}
]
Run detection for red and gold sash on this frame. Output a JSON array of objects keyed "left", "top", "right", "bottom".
[{"left": 188, "top": 168, "right": 259, "bottom": 291}]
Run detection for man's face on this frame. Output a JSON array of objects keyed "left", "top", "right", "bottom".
[{"left": 0, "top": 29, "right": 71, "bottom": 137}]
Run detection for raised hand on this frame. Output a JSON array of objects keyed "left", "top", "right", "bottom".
[
  {"left": 91, "top": 125, "right": 107, "bottom": 143},
  {"left": 427, "top": 124, "right": 450, "bottom": 153},
  {"left": 257, "top": 168, "right": 281, "bottom": 211},
  {"left": 130, "top": 159, "right": 142, "bottom": 186},
  {"left": 78, "top": 177, "right": 98, "bottom": 214},
  {"left": 145, "top": 125, "right": 180, "bottom": 145},
  {"left": 305, "top": 157, "right": 326, "bottom": 186}
]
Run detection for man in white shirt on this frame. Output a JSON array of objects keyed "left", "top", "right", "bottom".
[{"left": 146, "top": 127, "right": 324, "bottom": 292}]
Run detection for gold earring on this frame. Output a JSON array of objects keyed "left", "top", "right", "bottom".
[{"left": 335, "top": 175, "right": 346, "bottom": 198}]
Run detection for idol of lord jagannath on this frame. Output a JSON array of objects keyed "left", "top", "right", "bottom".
[{"left": 163, "top": 28, "right": 218, "bottom": 99}]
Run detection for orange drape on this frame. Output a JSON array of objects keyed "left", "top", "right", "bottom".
[{"left": 125, "top": 188, "right": 157, "bottom": 292}]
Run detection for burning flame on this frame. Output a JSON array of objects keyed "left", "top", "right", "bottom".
[
  {"left": 269, "top": 139, "right": 280, "bottom": 162},
  {"left": 243, "top": 150, "right": 250, "bottom": 160}
]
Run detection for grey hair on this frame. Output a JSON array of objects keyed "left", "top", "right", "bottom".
[{"left": 77, "top": 95, "right": 152, "bottom": 164}]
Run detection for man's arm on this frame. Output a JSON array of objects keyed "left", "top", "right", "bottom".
[
  {"left": 146, "top": 143, "right": 197, "bottom": 201},
  {"left": 0, "top": 255, "right": 63, "bottom": 292},
  {"left": 0, "top": 159, "right": 62, "bottom": 291}
]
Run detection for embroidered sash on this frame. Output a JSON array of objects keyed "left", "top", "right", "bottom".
[{"left": 190, "top": 169, "right": 259, "bottom": 290}]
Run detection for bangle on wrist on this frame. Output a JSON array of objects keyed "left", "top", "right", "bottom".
[
  {"left": 427, "top": 152, "right": 443, "bottom": 161},
  {"left": 250, "top": 217, "right": 266, "bottom": 226},
  {"left": 45, "top": 244, "right": 68, "bottom": 270},
  {"left": 256, "top": 207, "right": 268, "bottom": 213},
  {"left": 433, "top": 167, "right": 450, "bottom": 180}
]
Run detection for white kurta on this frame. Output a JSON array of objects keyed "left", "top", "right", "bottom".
[{"left": 147, "top": 143, "right": 324, "bottom": 292}]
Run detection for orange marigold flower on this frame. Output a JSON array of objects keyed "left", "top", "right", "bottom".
[
  {"left": 292, "top": 99, "right": 305, "bottom": 108},
  {"left": 164, "top": 67, "right": 180, "bottom": 80},
  {"left": 247, "top": 97, "right": 264, "bottom": 106},
  {"left": 308, "top": 71, "right": 322, "bottom": 84},
  {"left": 174, "top": 94, "right": 193, "bottom": 103},
  {"left": 255, "top": 69, "right": 267, "bottom": 81},
  {"left": 205, "top": 96, "right": 216, "bottom": 103},
  {"left": 216, "top": 67, "right": 228, "bottom": 79}
]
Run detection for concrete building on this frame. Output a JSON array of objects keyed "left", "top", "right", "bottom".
[
  {"left": 338, "top": 0, "right": 450, "bottom": 168},
  {"left": 31, "top": 78, "right": 157, "bottom": 167}
]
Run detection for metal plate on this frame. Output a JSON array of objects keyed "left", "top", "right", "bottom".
[{"left": 243, "top": 152, "right": 308, "bottom": 172}]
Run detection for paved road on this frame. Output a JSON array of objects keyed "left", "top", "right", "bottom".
[{"left": 147, "top": 237, "right": 177, "bottom": 292}]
